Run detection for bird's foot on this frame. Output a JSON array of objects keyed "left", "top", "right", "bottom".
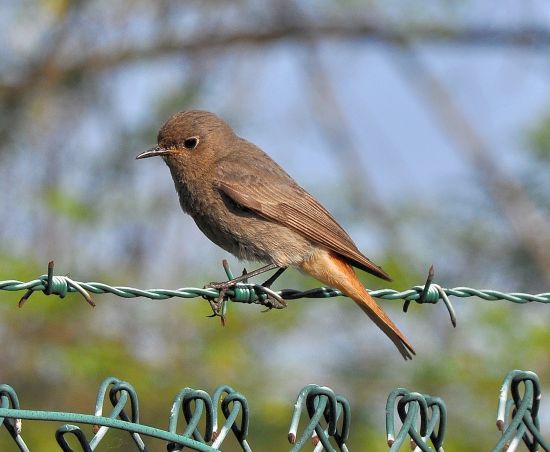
[
  {"left": 204, "top": 284, "right": 229, "bottom": 326},
  {"left": 256, "top": 267, "right": 287, "bottom": 310},
  {"left": 206, "top": 280, "right": 233, "bottom": 291},
  {"left": 206, "top": 278, "right": 287, "bottom": 311},
  {"left": 206, "top": 264, "right": 288, "bottom": 315},
  {"left": 252, "top": 283, "right": 287, "bottom": 311},
  {"left": 206, "top": 265, "right": 250, "bottom": 291},
  {"left": 260, "top": 295, "right": 288, "bottom": 312}
]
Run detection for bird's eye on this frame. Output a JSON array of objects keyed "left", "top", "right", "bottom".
[{"left": 183, "top": 137, "right": 199, "bottom": 150}]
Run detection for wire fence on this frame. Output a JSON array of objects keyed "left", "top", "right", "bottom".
[
  {"left": 2, "top": 261, "right": 550, "bottom": 326},
  {"left": 1, "top": 262, "right": 550, "bottom": 449},
  {"left": 0, "top": 369, "right": 546, "bottom": 451}
]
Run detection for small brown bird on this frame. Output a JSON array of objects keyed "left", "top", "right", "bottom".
[{"left": 137, "top": 110, "right": 415, "bottom": 359}]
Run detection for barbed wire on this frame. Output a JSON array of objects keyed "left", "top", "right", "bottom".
[
  {"left": 0, "top": 261, "right": 550, "bottom": 304},
  {"left": 1, "top": 261, "right": 549, "bottom": 326},
  {"left": 0, "top": 369, "right": 547, "bottom": 450}
]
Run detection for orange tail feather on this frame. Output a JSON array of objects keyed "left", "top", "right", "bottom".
[{"left": 300, "top": 250, "right": 415, "bottom": 360}]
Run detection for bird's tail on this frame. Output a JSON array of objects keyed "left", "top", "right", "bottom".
[{"left": 300, "top": 250, "right": 415, "bottom": 360}]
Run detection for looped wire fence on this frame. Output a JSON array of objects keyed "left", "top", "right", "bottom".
[
  {"left": 386, "top": 388, "right": 446, "bottom": 451},
  {"left": 0, "top": 377, "right": 249, "bottom": 451},
  {"left": 287, "top": 384, "right": 350, "bottom": 452},
  {"left": 495, "top": 370, "right": 549, "bottom": 452},
  {"left": 0, "top": 369, "right": 548, "bottom": 450}
]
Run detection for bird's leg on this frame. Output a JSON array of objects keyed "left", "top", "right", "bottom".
[
  {"left": 261, "top": 267, "right": 287, "bottom": 288},
  {"left": 205, "top": 264, "right": 255, "bottom": 319},
  {"left": 204, "top": 260, "right": 276, "bottom": 324},
  {"left": 206, "top": 263, "right": 288, "bottom": 311},
  {"left": 207, "top": 267, "right": 250, "bottom": 324},
  {"left": 257, "top": 267, "right": 288, "bottom": 311},
  {"left": 207, "top": 263, "right": 279, "bottom": 290},
  {"left": 207, "top": 292, "right": 225, "bottom": 317}
]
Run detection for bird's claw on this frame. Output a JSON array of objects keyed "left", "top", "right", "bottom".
[
  {"left": 269, "top": 295, "right": 287, "bottom": 309},
  {"left": 252, "top": 284, "right": 286, "bottom": 308},
  {"left": 204, "top": 284, "right": 227, "bottom": 325},
  {"left": 205, "top": 281, "right": 231, "bottom": 291},
  {"left": 205, "top": 274, "right": 287, "bottom": 316},
  {"left": 259, "top": 292, "right": 287, "bottom": 312},
  {"left": 205, "top": 267, "right": 248, "bottom": 291}
]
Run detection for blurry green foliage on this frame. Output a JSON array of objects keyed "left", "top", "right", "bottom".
[
  {"left": 528, "top": 112, "right": 550, "bottom": 162},
  {"left": 42, "top": 188, "right": 97, "bottom": 224}
]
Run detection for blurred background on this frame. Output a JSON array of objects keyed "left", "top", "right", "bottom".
[{"left": 2, "top": 0, "right": 550, "bottom": 450}]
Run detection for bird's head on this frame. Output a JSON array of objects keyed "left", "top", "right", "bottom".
[{"left": 136, "top": 110, "right": 234, "bottom": 168}]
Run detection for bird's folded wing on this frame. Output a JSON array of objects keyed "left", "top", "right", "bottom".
[{"left": 215, "top": 175, "right": 391, "bottom": 281}]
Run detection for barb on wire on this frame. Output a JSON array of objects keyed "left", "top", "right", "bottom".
[
  {"left": 17, "top": 261, "right": 94, "bottom": 308},
  {"left": 402, "top": 265, "right": 456, "bottom": 327},
  {"left": 386, "top": 388, "right": 446, "bottom": 452},
  {"left": 403, "top": 264, "right": 434, "bottom": 313},
  {"left": 494, "top": 370, "right": 549, "bottom": 452},
  {"left": 287, "top": 384, "right": 350, "bottom": 452},
  {"left": 2, "top": 261, "right": 550, "bottom": 327}
]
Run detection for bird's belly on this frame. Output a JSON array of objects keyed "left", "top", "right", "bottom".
[{"left": 192, "top": 211, "right": 315, "bottom": 267}]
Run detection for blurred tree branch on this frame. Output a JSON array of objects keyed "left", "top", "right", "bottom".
[
  {"left": 0, "top": 1, "right": 83, "bottom": 144},
  {"left": 1, "top": 20, "right": 548, "bottom": 97},
  {"left": 301, "top": 48, "right": 403, "bottom": 246},
  {"left": 392, "top": 46, "right": 550, "bottom": 285},
  {"left": 270, "top": 0, "right": 405, "bottom": 254}
]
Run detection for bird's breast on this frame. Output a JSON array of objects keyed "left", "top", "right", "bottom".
[{"left": 178, "top": 184, "right": 316, "bottom": 267}]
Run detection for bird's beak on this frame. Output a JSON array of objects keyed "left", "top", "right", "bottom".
[{"left": 136, "top": 145, "right": 172, "bottom": 160}]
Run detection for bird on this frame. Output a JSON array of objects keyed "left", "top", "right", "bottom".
[{"left": 136, "top": 110, "right": 415, "bottom": 359}]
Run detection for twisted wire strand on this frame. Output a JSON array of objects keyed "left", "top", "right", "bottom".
[{"left": 1, "top": 271, "right": 549, "bottom": 306}]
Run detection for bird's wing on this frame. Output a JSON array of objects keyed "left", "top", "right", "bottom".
[{"left": 215, "top": 166, "right": 391, "bottom": 281}]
